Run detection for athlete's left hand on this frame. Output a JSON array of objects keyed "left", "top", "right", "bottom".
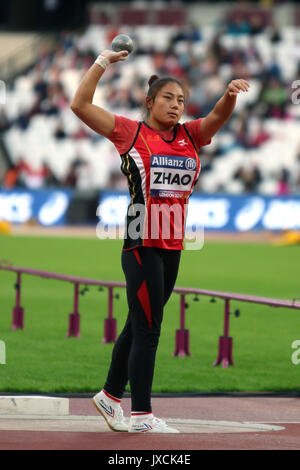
[{"left": 227, "top": 79, "right": 250, "bottom": 97}]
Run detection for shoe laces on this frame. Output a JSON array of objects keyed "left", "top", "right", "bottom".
[
  {"left": 114, "top": 404, "right": 125, "bottom": 422},
  {"left": 152, "top": 416, "right": 167, "bottom": 428}
]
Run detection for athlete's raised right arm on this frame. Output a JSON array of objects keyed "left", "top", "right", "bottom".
[{"left": 70, "top": 49, "right": 129, "bottom": 137}]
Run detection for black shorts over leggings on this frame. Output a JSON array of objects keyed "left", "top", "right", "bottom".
[{"left": 104, "top": 246, "right": 181, "bottom": 412}]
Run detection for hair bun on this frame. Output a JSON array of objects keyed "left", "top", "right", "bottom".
[{"left": 148, "top": 75, "right": 159, "bottom": 87}]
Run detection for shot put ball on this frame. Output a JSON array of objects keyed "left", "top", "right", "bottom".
[{"left": 111, "top": 34, "right": 134, "bottom": 54}]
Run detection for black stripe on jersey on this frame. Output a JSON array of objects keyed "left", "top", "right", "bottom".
[
  {"left": 120, "top": 152, "right": 146, "bottom": 250},
  {"left": 182, "top": 123, "right": 198, "bottom": 153},
  {"left": 121, "top": 153, "right": 136, "bottom": 202},
  {"left": 123, "top": 122, "right": 142, "bottom": 155},
  {"left": 182, "top": 124, "right": 201, "bottom": 189}
]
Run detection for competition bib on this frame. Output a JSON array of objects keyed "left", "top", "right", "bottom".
[{"left": 150, "top": 155, "right": 197, "bottom": 198}]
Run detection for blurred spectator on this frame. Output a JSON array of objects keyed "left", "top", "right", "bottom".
[
  {"left": 171, "top": 23, "right": 202, "bottom": 45},
  {"left": 16, "top": 109, "right": 30, "bottom": 131},
  {"left": 63, "top": 157, "right": 93, "bottom": 190},
  {"left": 0, "top": 110, "right": 10, "bottom": 132},
  {"left": 75, "top": 159, "right": 94, "bottom": 190},
  {"left": 42, "top": 161, "right": 61, "bottom": 187},
  {"left": 208, "top": 33, "right": 231, "bottom": 66},
  {"left": 40, "top": 82, "right": 69, "bottom": 115},
  {"left": 249, "top": 14, "right": 265, "bottom": 36},
  {"left": 249, "top": 126, "right": 270, "bottom": 148},
  {"left": 33, "top": 70, "right": 48, "bottom": 102},
  {"left": 258, "top": 77, "right": 289, "bottom": 118},
  {"left": 226, "top": 14, "right": 251, "bottom": 36},
  {"left": 3, "top": 163, "right": 23, "bottom": 189},
  {"left": 63, "top": 158, "right": 81, "bottom": 188},
  {"left": 269, "top": 26, "right": 282, "bottom": 44},
  {"left": 276, "top": 168, "right": 290, "bottom": 195},
  {"left": 5, "top": 157, "right": 51, "bottom": 189},
  {"left": 233, "top": 112, "right": 271, "bottom": 149},
  {"left": 54, "top": 120, "right": 67, "bottom": 139},
  {"left": 295, "top": 174, "right": 300, "bottom": 194},
  {"left": 233, "top": 165, "right": 262, "bottom": 193}
]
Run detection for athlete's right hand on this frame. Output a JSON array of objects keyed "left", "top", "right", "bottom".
[{"left": 100, "top": 49, "right": 129, "bottom": 64}]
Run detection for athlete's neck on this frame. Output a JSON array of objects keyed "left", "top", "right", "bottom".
[{"left": 146, "top": 118, "right": 174, "bottom": 132}]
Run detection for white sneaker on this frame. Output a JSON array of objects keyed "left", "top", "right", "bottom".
[
  {"left": 128, "top": 413, "right": 180, "bottom": 433},
  {"left": 92, "top": 390, "right": 128, "bottom": 432}
]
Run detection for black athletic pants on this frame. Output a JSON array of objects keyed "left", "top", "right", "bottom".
[{"left": 104, "top": 246, "right": 181, "bottom": 412}]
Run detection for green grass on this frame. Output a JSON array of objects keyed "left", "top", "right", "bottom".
[{"left": 0, "top": 234, "right": 300, "bottom": 393}]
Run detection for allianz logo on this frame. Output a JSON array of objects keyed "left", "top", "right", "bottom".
[{"left": 185, "top": 158, "right": 197, "bottom": 170}]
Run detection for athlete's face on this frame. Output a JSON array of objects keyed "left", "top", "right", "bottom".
[{"left": 146, "top": 82, "right": 185, "bottom": 130}]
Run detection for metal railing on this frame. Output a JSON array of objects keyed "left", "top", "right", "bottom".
[{"left": 1, "top": 260, "right": 300, "bottom": 368}]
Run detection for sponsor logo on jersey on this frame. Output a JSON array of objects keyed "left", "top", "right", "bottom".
[
  {"left": 151, "top": 155, "right": 184, "bottom": 168},
  {"left": 185, "top": 158, "right": 197, "bottom": 170},
  {"left": 147, "top": 134, "right": 160, "bottom": 142},
  {"left": 156, "top": 191, "right": 184, "bottom": 198},
  {"left": 150, "top": 155, "right": 197, "bottom": 198}
]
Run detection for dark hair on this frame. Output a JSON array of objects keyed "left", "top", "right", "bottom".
[{"left": 142, "top": 75, "right": 189, "bottom": 120}]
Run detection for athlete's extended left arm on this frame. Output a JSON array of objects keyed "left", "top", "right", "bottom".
[{"left": 200, "top": 79, "right": 250, "bottom": 143}]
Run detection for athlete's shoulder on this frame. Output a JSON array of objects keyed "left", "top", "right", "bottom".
[
  {"left": 181, "top": 117, "right": 202, "bottom": 131},
  {"left": 114, "top": 115, "right": 140, "bottom": 132},
  {"left": 107, "top": 115, "right": 141, "bottom": 155},
  {"left": 182, "top": 118, "right": 211, "bottom": 150}
]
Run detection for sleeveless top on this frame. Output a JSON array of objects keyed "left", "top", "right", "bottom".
[{"left": 119, "top": 121, "right": 201, "bottom": 251}]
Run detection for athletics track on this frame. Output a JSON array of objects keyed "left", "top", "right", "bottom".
[{"left": 0, "top": 394, "right": 299, "bottom": 451}]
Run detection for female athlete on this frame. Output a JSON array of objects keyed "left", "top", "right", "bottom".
[{"left": 71, "top": 48, "right": 250, "bottom": 433}]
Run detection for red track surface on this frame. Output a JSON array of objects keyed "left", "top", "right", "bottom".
[{"left": 0, "top": 396, "right": 299, "bottom": 451}]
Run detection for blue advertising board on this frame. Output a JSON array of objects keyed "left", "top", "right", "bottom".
[
  {"left": 97, "top": 191, "right": 300, "bottom": 232},
  {"left": 0, "top": 189, "right": 73, "bottom": 226},
  {"left": 1, "top": 189, "right": 300, "bottom": 231}
]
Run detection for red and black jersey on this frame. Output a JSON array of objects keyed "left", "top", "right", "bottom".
[{"left": 119, "top": 121, "right": 201, "bottom": 251}]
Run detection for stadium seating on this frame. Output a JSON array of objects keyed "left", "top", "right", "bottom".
[{"left": 1, "top": 20, "right": 300, "bottom": 194}]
